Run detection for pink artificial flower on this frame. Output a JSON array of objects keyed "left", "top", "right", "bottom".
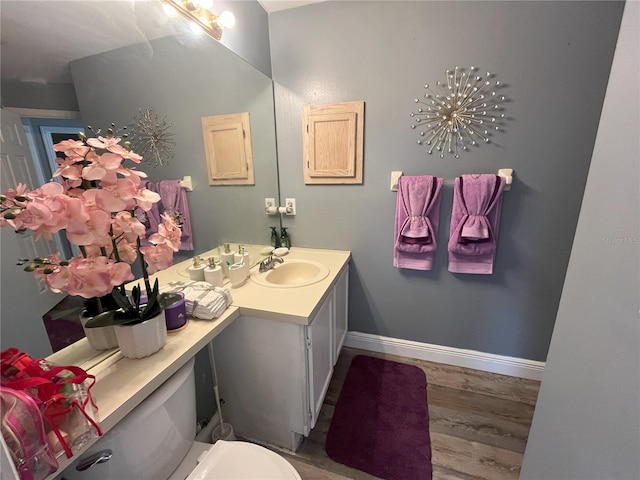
[
  {"left": 108, "top": 261, "right": 134, "bottom": 287},
  {"left": 53, "top": 139, "right": 90, "bottom": 159},
  {"left": 118, "top": 167, "right": 147, "bottom": 184},
  {"left": 139, "top": 243, "right": 174, "bottom": 275},
  {"left": 63, "top": 257, "right": 114, "bottom": 298},
  {"left": 86, "top": 136, "right": 128, "bottom": 156},
  {"left": 81, "top": 152, "right": 125, "bottom": 181},
  {"left": 1, "top": 184, "right": 28, "bottom": 228},
  {"left": 2, "top": 132, "right": 181, "bottom": 300},
  {"left": 19, "top": 202, "right": 53, "bottom": 230},
  {"left": 122, "top": 150, "right": 143, "bottom": 163},
  {"left": 61, "top": 178, "right": 83, "bottom": 192},
  {"left": 133, "top": 186, "right": 161, "bottom": 212},
  {"left": 43, "top": 265, "right": 72, "bottom": 294},
  {"left": 112, "top": 211, "right": 146, "bottom": 242},
  {"left": 31, "top": 252, "right": 62, "bottom": 285},
  {"left": 53, "top": 157, "right": 83, "bottom": 180},
  {"left": 2, "top": 183, "right": 28, "bottom": 202},
  {"left": 149, "top": 213, "right": 182, "bottom": 252},
  {"left": 66, "top": 208, "right": 112, "bottom": 246},
  {"left": 113, "top": 239, "right": 138, "bottom": 264},
  {"left": 94, "top": 176, "right": 137, "bottom": 213}
]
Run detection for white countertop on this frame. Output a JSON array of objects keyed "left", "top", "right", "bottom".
[
  {"left": 44, "top": 245, "right": 350, "bottom": 479},
  {"left": 45, "top": 308, "right": 239, "bottom": 478},
  {"left": 149, "top": 244, "right": 351, "bottom": 324},
  {"left": 230, "top": 247, "right": 351, "bottom": 324}
]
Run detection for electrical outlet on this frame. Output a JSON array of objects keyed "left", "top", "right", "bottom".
[
  {"left": 285, "top": 198, "right": 296, "bottom": 215},
  {"left": 265, "top": 198, "right": 275, "bottom": 209}
]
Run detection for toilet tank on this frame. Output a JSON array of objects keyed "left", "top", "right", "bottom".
[{"left": 64, "top": 358, "right": 197, "bottom": 480}]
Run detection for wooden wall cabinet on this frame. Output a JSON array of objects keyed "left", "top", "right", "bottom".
[
  {"left": 302, "top": 101, "right": 364, "bottom": 184},
  {"left": 201, "top": 112, "right": 254, "bottom": 186}
]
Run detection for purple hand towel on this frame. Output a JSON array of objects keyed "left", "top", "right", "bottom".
[
  {"left": 448, "top": 174, "right": 506, "bottom": 274},
  {"left": 157, "top": 180, "right": 194, "bottom": 251},
  {"left": 136, "top": 181, "right": 161, "bottom": 246},
  {"left": 393, "top": 175, "right": 443, "bottom": 271}
]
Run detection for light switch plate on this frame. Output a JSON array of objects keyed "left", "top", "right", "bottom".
[{"left": 285, "top": 198, "right": 296, "bottom": 215}]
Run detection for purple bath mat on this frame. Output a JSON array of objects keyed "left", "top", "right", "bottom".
[{"left": 325, "top": 355, "right": 432, "bottom": 480}]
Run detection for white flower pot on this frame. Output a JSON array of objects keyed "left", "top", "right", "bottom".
[
  {"left": 80, "top": 313, "right": 118, "bottom": 351},
  {"left": 114, "top": 311, "right": 167, "bottom": 359}
]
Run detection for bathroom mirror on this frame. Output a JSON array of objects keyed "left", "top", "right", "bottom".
[{"left": 0, "top": 0, "right": 279, "bottom": 359}]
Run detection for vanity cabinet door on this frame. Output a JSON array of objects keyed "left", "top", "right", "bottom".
[
  {"left": 332, "top": 268, "right": 349, "bottom": 366},
  {"left": 212, "top": 315, "right": 308, "bottom": 451},
  {"left": 306, "top": 293, "right": 333, "bottom": 431}
]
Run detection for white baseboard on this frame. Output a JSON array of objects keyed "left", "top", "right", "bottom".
[{"left": 344, "top": 331, "right": 545, "bottom": 381}]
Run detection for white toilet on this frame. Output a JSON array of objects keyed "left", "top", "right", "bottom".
[{"left": 64, "top": 358, "right": 301, "bottom": 480}]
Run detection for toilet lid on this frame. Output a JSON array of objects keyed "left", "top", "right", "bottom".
[{"left": 185, "top": 440, "right": 302, "bottom": 480}]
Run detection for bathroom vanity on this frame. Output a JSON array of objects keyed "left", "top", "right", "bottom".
[
  {"left": 213, "top": 248, "right": 350, "bottom": 451},
  {"left": 38, "top": 246, "right": 349, "bottom": 479}
]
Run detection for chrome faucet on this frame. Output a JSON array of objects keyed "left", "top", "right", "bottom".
[{"left": 259, "top": 255, "right": 284, "bottom": 272}]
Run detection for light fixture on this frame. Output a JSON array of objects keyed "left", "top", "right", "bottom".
[
  {"left": 163, "top": 0, "right": 235, "bottom": 41},
  {"left": 410, "top": 66, "right": 507, "bottom": 158}
]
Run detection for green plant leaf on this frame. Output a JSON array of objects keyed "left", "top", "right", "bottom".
[
  {"left": 84, "top": 309, "right": 142, "bottom": 328},
  {"left": 158, "top": 292, "right": 182, "bottom": 309},
  {"left": 111, "top": 286, "right": 134, "bottom": 313},
  {"left": 141, "top": 278, "right": 161, "bottom": 320}
]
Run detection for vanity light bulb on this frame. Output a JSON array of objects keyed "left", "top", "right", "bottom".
[
  {"left": 163, "top": 3, "right": 178, "bottom": 16},
  {"left": 198, "top": 0, "right": 214, "bottom": 9},
  {"left": 217, "top": 10, "right": 236, "bottom": 28},
  {"left": 190, "top": 21, "right": 204, "bottom": 34}
]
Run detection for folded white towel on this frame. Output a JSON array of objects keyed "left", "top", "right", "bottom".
[{"left": 161, "top": 280, "right": 233, "bottom": 319}]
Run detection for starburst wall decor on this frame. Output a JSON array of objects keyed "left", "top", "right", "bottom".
[
  {"left": 128, "top": 108, "right": 176, "bottom": 167},
  {"left": 410, "top": 66, "right": 507, "bottom": 158}
]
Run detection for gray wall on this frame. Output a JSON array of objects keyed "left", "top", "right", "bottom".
[
  {"left": 270, "top": 1, "right": 624, "bottom": 361},
  {"left": 214, "top": 0, "right": 272, "bottom": 77},
  {"left": 521, "top": 2, "right": 640, "bottom": 477},
  {"left": 71, "top": 34, "right": 279, "bottom": 260},
  {"left": 0, "top": 80, "right": 79, "bottom": 111}
]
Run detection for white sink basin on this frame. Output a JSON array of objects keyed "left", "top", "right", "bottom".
[{"left": 251, "top": 259, "right": 329, "bottom": 288}]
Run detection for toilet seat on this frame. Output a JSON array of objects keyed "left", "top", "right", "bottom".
[{"left": 186, "top": 440, "right": 301, "bottom": 480}]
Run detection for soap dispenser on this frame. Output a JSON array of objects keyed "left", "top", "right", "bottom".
[
  {"left": 270, "top": 227, "right": 280, "bottom": 248},
  {"left": 280, "top": 227, "right": 291, "bottom": 249},
  {"left": 204, "top": 257, "right": 223, "bottom": 287},
  {"left": 220, "top": 243, "right": 236, "bottom": 277},
  {"left": 187, "top": 255, "right": 206, "bottom": 281}
]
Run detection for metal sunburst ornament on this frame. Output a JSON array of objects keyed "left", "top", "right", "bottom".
[
  {"left": 410, "top": 66, "right": 506, "bottom": 158},
  {"left": 128, "top": 108, "right": 176, "bottom": 167}
]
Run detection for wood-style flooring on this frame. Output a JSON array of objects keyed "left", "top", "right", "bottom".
[{"left": 275, "top": 347, "right": 540, "bottom": 480}]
